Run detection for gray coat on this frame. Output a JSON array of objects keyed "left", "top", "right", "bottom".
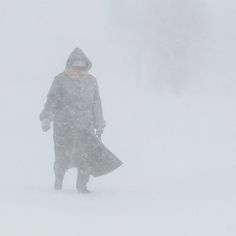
[
  {"left": 40, "top": 71, "right": 106, "bottom": 131},
  {"left": 40, "top": 48, "right": 122, "bottom": 176}
]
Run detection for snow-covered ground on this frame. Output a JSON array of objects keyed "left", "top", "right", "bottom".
[{"left": 0, "top": 84, "right": 235, "bottom": 236}]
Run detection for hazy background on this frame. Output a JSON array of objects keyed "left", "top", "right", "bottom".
[{"left": 0, "top": 1, "right": 235, "bottom": 235}]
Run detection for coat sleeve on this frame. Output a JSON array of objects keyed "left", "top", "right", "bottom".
[
  {"left": 39, "top": 77, "right": 61, "bottom": 122},
  {"left": 93, "top": 78, "right": 106, "bottom": 129}
]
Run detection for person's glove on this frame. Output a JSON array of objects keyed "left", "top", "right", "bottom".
[
  {"left": 95, "top": 127, "right": 104, "bottom": 139},
  {"left": 41, "top": 119, "right": 51, "bottom": 132}
]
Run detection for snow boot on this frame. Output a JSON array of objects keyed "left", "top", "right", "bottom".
[{"left": 77, "top": 184, "right": 91, "bottom": 194}]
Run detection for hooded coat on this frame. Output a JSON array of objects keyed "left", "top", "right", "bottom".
[{"left": 40, "top": 48, "right": 122, "bottom": 177}]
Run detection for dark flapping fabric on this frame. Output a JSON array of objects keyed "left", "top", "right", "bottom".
[{"left": 72, "top": 129, "right": 123, "bottom": 177}]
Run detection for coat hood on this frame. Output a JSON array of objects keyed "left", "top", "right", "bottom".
[{"left": 66, "top": 48, "right": 92, "bottom": 71}]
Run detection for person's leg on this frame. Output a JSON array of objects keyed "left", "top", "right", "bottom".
[
  {"left": 53, "top": 161, "right": 67, "bottom": 190},
  {"left": 76, "top": 167, "right": 90, "bottom": 193},
  {"left": 53, "top": 128, "right": 73, "bottom": 190}
]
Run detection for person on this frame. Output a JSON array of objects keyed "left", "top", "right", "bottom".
[{"left": 39, "top": 48, "right": 122, "bottom": 193}]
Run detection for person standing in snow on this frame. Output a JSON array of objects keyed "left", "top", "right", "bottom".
[{"left": 39, "top": 48, "right": 122, "bottom": 193}]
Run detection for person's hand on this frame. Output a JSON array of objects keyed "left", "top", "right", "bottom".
[
  {"left": 95, "top": 127, "right": 104, "bottom": 139},
  {"left": 41, "top": 119, "right": 51, "bottom": 132}
]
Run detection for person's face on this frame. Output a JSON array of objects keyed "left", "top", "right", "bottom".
[{"left": 71, "top": 59, "right": 87, "bottom": 71}]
